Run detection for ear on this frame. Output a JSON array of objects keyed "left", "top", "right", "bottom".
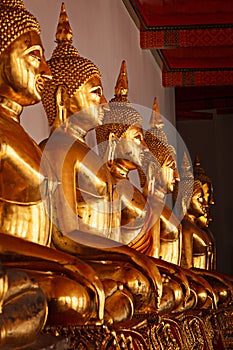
[
  {"left": 147, "top": 162, "right": 155, "bottom": 194},
  {"left": 54, "top": 85, "right": 68, "bottom": 126},
  {"left": 55, "top": 85, "right": 67, "bottom": 107},
  {"left": 104, "top": 132, "right": 118, "bottom": 164},
  {"left": 109, "top": 131, "right": 117, "bottom": 142}
]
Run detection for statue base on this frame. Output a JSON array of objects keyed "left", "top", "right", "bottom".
[
  {"left": 19, "top": 335, "right": 70, "bottom": 350},
  {"left": 42, "top": 306, "right": 233, "bottom": 349}
]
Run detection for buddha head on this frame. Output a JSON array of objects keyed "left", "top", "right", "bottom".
[
  {"left": 144, "top": 128, "right": 179, "bottom": 195},
  {"left": 188, "top": 182, "right": 208, "bottom": 219},
  {"left": 193, "top": 155, "right": 214, "bottom": 226},
  {"left": 174, "top": 153, "right": 207, "bottom": 219},
  {"left": 141, "top": 98, "right": 180, "bottom": 196},
  {"left": 0, "top": 0, "right": 51, "bottom": 106},
  {"left": 96, "top": 60, "right": 147, "bottom": 171},
  {"left": 42, "top": 3, "right": 107, "bottom": 134},
  {"left": 193, "top": 155, "right": 214, "bottom": 207}
]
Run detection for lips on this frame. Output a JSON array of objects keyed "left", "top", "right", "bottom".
[
  {"left": 98, "top": 110, "right": 104, "bottom": 124},
  {"left": 35, "top": 76, "right": 44, "bottom": 95}
]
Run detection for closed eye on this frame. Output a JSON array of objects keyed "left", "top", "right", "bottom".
[
  {"left": 24, "top": 45, "right": 43, "bottom": 58},
  {"left": 134, "top": 133, "right": 143, "bottom": 143},
  {"left": 89, "top": 86, "right": 103, "bottom": 98},
  {"left": 30, "top": 50, "right": 42, "bottom": 62}
]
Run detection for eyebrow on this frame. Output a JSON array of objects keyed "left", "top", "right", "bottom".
[
  {"left": 166, "top": 160, "right": 175, "bottom": 166},
  {"left": 89, "top": 85, "right": 102, "bottom": 92},
  {"left": 23, "top": 45, "right": 43, "bottom": 56}
]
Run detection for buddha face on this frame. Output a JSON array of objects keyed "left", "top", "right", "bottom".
[
  {"left": 202, "top": 182, "right": 215, "bottom": 206},
  {"left": 65, "top": 76, "right": 107, "bottom": 132},
  {"left": 114, "top": 125, "right": 146, "bottom": 169},
  {"left": 197, "top": 182, "right": 214, "bottom": 227},
  {"left": 160, "top": 155, "right": 180, "bottom": 193},
  {"left": 188, "top": 186, "right": 207, "bottom": 218},
  {"left": 0, "top": 31, "right": 51, "bottom": 106}
]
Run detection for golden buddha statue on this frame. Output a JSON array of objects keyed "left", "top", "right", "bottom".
[
  {"left": 96, "top": 61, "right": 154, "bottom": 249},
  {"left": 0, "top": 0, "right": 112, "bottom": 342},
  {"left": 0, "top": 1, "right": 54, "bottom": 346},
  {"left": 40, "top": 3, "right": 163, "bottom": 324},
  {"left": 193, "top": 155, "right": 216, "bottom": 269},
  {"left": 193, "top": 156, "right": 233, "bottom": 287},
  {"left": 177, "top": 154, "right": 233, "bottom": 307},
  {"left": 142, "top": 100, "right": 182, "bottom": 266},
  {"left": 176, "top": 154, "right": 215, "bottom": 270},
  {"left": 193, "top": 155, "right": 215, "bottom": 227},
  {"left": 0, "top": 0, "right": 51, "bottom": 246}
]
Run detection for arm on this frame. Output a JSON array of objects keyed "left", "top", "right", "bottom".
[
  {"left": 0, "top": 232, "right": 105, "bottom": 322},
  {"left": 1, "top": 141, "right": 44, "bottom": 190}
]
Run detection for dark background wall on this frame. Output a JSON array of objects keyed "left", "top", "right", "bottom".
[{"left": 177, "top": 113, "right": 233, "bottom": 275}]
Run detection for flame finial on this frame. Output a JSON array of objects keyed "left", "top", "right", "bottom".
[
  {"left": 115, "top": 60, "right": 128, "bottom": 97},
  {"left": 193, "top": 155, "right": 212, "bottom": 184},
  {"left": 181, "top": 152, "right": 193, "bottom": 179},
  {"left": 112, "top": 60, "right": 129, "bottom": 102},
  {"left": 56, "top": 2, "right": 73, "bottom": 44},
  {"left": 194, "top": 154, "right": 201, "bottom": 168},
  {"left": 149, "top": 97, "right": 164, "bottom": 129}
]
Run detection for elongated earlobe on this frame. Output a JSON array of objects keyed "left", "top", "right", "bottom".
[
  {"left": 55, "top": 85, "right": 67, "bottom": 127},
  {"left": 105, "top": 132, "right": 117, "bottom": 166},
  {"left": 147, "top": 161, "right": 156, "bottom": 195}
]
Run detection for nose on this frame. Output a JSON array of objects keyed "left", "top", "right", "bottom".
[
  {"left": 40, "top": 56, "right": 52, "bottom": 80},
  {"left": 202, "top": 197, "right": 208, "bottom": 208},
  {"left": 100, "top": 94, "right": 110, "bottom": 111},
  {"left": 174, "top": 168, "right": 180, "bottom": 182},
  {"left": 141, "top": 139, "right": 149, "bottom": 150}
]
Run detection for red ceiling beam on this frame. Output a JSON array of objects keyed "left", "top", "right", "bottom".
[
  {"left": 163, "top": 70, "right": 233, "bottom": 87},
  {"left": 129, "top": 0, "right": 233, "bottom": 27},
  {"left": 140, "top": 26, "right": 233, "bottom": 49}
]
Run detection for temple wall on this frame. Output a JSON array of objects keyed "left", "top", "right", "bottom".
[{"left": 21, "top": 0, "right": 175, "bottom": 143}]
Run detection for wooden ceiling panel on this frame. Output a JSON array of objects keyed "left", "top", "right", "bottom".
[
  {"left": 126, "top": 0, "right": 233, "bottom": 87},
  {"left": 162, "top": 47, "right": 233, "bottom": 69},
  {"left": 124, "top": 0, "right": 233, "bottom": 119},
  {"left": 130, "top": 0, "right": 233, "bottom": 26}
]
